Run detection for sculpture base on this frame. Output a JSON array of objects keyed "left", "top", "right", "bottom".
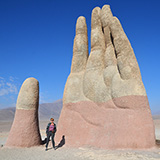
[{"left": 55, "top": 96, "right": 156, "bottom": 149}]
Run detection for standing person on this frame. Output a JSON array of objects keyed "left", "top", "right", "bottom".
[{"left": 45, "top": 118, "right": 57, "bottom": 151}]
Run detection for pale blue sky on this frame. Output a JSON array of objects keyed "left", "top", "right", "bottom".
[{"left": 0, "top": 0, "right": 160, "bottom": 114}]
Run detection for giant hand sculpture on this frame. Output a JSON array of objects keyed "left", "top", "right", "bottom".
[{"left": 56, "top": 5, "right": 155, "bottom": 149}]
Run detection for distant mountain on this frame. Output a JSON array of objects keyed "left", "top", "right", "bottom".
[
  {"left": 152, "top": 110, "right": 160, "bottom": 120},
  {"left": 0, "top": 107, "right": 15, "bottom": 122},
  {"left": 39, "top": 99, "right": 63, "bottom": 120},
  {"left": 152, "top": 114, "right": 160, "bottom": 120},
  {"left": 0, "top": 99, "right": 63, "bottom": 122}
]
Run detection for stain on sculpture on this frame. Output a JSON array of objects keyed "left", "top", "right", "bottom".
[
  {"left": 5, "top": 78, "right": 42, "bottom": 147},
  {"left": 56, "top": 5, "right": 156, "bottom": 149}
]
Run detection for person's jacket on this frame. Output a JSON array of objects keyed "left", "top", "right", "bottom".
[{"left": 46, "top": 122, "right": 57, "bottom": 134}]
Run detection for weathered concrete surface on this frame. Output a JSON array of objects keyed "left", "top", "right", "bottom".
[
  {"left": 5, "top": 78, "right": 41, "bottom": 147},
  {"left": 56, "top": 96, "right": 155, "bottom": 149},
  {"left": 56, "top": 5, "right": 156, "bottom": 149}
]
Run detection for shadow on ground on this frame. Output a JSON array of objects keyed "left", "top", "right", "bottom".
[
  {"left": 55, "top": 135, "right": 65, "bottom": 150},
  {"left": 41, "top": 135, "right": 65, "bottom": 150},
  {"left": 41, "top": 138, "right": 47, "bottom": 145},
  {"left": 156, "top": 139, "right": 160, "bottom": 146}
]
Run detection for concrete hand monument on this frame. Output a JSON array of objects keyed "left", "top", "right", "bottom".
[
  {"left": 6, "top": 78, "right": 41, "bottom": 147},
  {"left": 56, "top": 5, "right": 155, "bottom": 149}
]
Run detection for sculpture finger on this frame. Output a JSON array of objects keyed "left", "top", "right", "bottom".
[
  {"left": 101, "top": 5, "right": 113, "bottom": 29},
  {"left": 100, "top": 6, "right": 119, "bottom": 87},
  {"left": 103, "top": 26, "right": 120, "bottom": 88},
  {"left": 101, "top": 5, "right": 141, "bottom": 80},
  {"left": 71, "top": 16, "right": 88, "bottom": 73},
  {"left": 86, "top": 7, "right": 105, "bottom": 70},
  {"left": 5, "top": 78, "right": 41, "bottom": 147},
  {"left": 100, "top": 5, "right": 116, "bottom": 67},
  {"left": 103, "top": 26, "right": 117, "bottom": 68},
  {"left": 110, "top": 17, "right": 142, "bottom": 80}
]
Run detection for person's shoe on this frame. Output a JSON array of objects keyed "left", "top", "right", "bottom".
[{"left": 45, "top": 148, "right": 48, "bottom": 151}]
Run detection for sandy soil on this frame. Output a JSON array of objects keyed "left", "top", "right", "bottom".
[{"left": 0, "top": 120, "right": 160, "bottom": 160}]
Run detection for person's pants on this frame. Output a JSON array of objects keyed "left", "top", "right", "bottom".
[{"left": 46, "top": 131, "right": 55, "bottom": 148}]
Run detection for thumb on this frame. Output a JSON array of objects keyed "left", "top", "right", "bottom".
[{"left": 5, "top": 77, "right": 41, "bottom": 147}]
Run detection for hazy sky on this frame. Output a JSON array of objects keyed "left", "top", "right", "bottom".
[{"left": 0, "top": 0, "right": 160, "bottom": 114}]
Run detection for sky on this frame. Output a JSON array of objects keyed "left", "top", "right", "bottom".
[{"left": 0, "top": 0, "right": 160, "bottom": 114}]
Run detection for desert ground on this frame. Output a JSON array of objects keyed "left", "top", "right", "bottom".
[{"left": 0, "top": 119, "right": 160, "bottom": 160}]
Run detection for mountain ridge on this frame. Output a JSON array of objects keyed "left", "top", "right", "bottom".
[{"left": 0, "top": 99, "right": 63, "bottom": 122}]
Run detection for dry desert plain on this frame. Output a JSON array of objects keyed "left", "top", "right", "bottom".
[{"left": 0, "top": 118, "right": 160, "bottom": 160}]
